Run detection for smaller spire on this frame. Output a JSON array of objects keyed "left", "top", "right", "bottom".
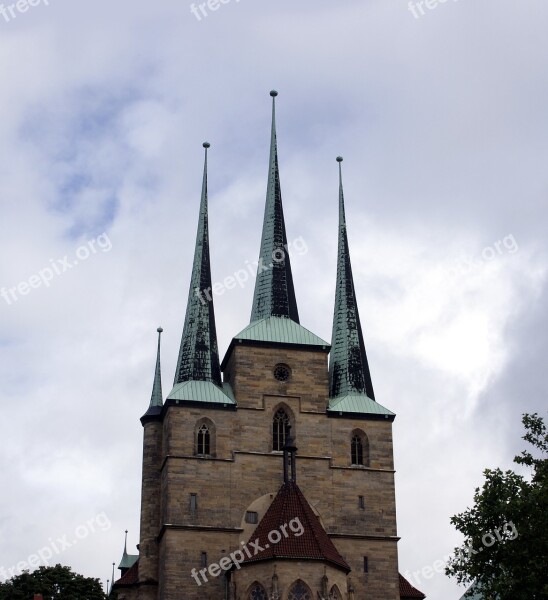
[
  {"left": 150, "top": 328, "right": 163, "bottom": 408},
  {"left": 142, "top": 328, "right": 164, "bottom": 422},
  {"left": 110, "top": 562, "right": 115, "bottom": 594},
  {"left": 118, "top": 530, "right": 138, "bottom": 573}
]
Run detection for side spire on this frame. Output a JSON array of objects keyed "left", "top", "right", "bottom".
[
  {"left": 117, "top": 529, "right": 138, "bottom": 574},
  {"left": 174, "top": 142, "right": 222, "bottom": 386},
  {"left": 329, "top": 157, "right": 375, "bottom": 400},
  {"left": 250, "top": 90, "right": 299, "bottom": 324},
  {"left": 142, "top": 327, "right": 163, "bottom": 420},
  {"left": 150, "top": 327, "right": 163, "bottom": 408}
]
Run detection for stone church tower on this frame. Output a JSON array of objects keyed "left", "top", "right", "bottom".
[{"left": 111, "top": 92, "right": 426, "bottom": 600}]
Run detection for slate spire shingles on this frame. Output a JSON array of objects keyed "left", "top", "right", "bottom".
[
  {"left": 174, "top": 142, "right": 222, "bottom": 387},
  {"left": 329, "top": 157, "right": 376, "bottom": 401},
  {"left": 250, "top": 91, "right": 299, "bottom": 324}
]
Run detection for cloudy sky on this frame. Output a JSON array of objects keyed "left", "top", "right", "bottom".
[{"left": 1, "top": 0, "right": 547, "bottom": 597}]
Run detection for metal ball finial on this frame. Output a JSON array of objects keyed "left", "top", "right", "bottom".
[
  {"left": 270, "top": 90, "right": 278, "bottom": 97},
  {"left": 157, "top": 327, "right": 163, "bottom": 333},
  {"left": 202, "top": 142, "right": 210, "bottom": 149},
  {"left": 336, "top": 156, "right": 343, "bottom": 163}
]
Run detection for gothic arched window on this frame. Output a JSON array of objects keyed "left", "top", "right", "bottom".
[
  {"left": 272, "top": 408, "right": 290, "bottom": 451},
  {"left": 288, "top": 580, "right": 313, "bottom": 600},
  {"left": 330, "top": 585, "right": 343, "bottom": 599},
  {"left": 248, "top": 582, "right": 268, "bottom": 600},
  {"left": 351, "top": 430, "right": 369, "bottom": 466},
  {"left": 197, "top": 424, "right": 210, "bottom": 455}
]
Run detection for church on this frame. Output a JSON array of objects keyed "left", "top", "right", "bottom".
[{"left": 110, "top": 91, "right": 426, "bottom": 600}]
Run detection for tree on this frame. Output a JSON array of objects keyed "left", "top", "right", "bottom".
[
  {"left": 0, "top": 564, "right": 106, "bottom": 600},
  {"left": 446, "top": 413, "right": 548, "bottom": 599}
]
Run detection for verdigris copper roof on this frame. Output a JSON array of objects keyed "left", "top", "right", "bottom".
[
  {"left": 172, "top": 143, "right": 223, "bottom": 389},
  {"left": 234, "top": 316, "right": 329, "bottom": 348},
  {"left": 117, "top": 531, "right": 139, "bottom": 571},
  {"left": 250, "top": 91, "right": 299, "bottom": 324},
  {"left": 329, "top": 393, "right": 394, "bottom": 417},
  {"left": 167, "top": 380, "right": 235, "bottom": 405},
  {"left": 118, "top": 552, "right": 138, "bottom": 571},
  {"left": 328, "top": 157, "right": 394, "bottom": 418},
  {"left": 242, "top": 481, "right": 350, "bottom": 573},
  {"left": 142, "top": 327, "right": 163, "bottom": 420}
]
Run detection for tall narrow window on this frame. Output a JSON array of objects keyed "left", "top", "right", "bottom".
[
  {"left": 273, "top": 408, "right": 290, "bottom": 451},
  {"left": 363, "top": 556, "right": 369, "bottom": 573},
  {"left": 358, "top": 495, "right": 365, "bottom": 510},
  {"left": 351, "top": 435, "right": 364, "bottom": 465},
  {"left": 200, "top": 551, "right": 207, "bottom": 568},
  {"left": 190, "top": 493, "right": 197, "bottom": 511},
  {"left": 197, "top": 424, "right": 210, "bottom": 455}
]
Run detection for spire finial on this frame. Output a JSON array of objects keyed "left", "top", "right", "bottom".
[
  {"left": 329, "top": 158, "right": 375, "bottom": 401},
  {"left": 124, "top": 530, "right": 128, "bottom": 554},
  {"left": 250, "top": 90, "right": 299, "bottom": 323}
]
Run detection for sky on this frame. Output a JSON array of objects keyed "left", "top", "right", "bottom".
[{"left": 0, "top": 0, "right": 547, "bottom": 597}]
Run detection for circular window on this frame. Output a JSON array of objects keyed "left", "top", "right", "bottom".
[{"left": 273, "top": 363, "right": 291, "bottom": 382}]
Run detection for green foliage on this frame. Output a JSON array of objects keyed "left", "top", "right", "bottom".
[
  {"left": 0, "top": 564, "right": 106, "bottom": 600},
  {"left": 446, "top": 413, "right": 548, "bottom": 599}
]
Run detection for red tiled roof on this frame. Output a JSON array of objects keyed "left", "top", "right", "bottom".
[
  {"left": 112, "top": 560, "right": 139, "bottom": 588},
  {"left": 243, "top": 482, "right": 350, "bottom": 572},
  {"left": 399, "top": 573, "right": 426, "bottom": 599}
]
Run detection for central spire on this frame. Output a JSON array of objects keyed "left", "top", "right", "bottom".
[
  {"left": 250, "top": 90, "right": 299, "bottom": 324},
  {"left": 173, "top": 142, "right": 222, "bottom": 386}
]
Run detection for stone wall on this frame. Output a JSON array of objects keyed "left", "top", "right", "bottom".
[{"left": 133, "top": 342, "right": 400, "bottom": 600}]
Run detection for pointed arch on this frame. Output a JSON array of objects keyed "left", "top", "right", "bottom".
[
  {"left": 287, "top": 579, "right": 313, "bottom": 600},
  {"left": 272, "top": 403, "right": 294, "bottom": 451},
  {"left": 247, "top": 581, "right": 268, "bottom": 600},
  {"left": 194, "top": 417, "right": 216, "bottom": 457},
  {"left": 351, "top": 428, "right": 369, "bottom": 466},
  {"left": 330, "top": 584, "right": 343, "bottom": 599}
]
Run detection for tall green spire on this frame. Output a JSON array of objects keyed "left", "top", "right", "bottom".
[
  {"left": 329, "top": 157, "right": 376, "bottom": 401},
  {"left": 173, "top": 142, "right": 222, "bottom": 387},
  {"left": 250, "top": 90, "right": 299, "bottom": 324}
]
